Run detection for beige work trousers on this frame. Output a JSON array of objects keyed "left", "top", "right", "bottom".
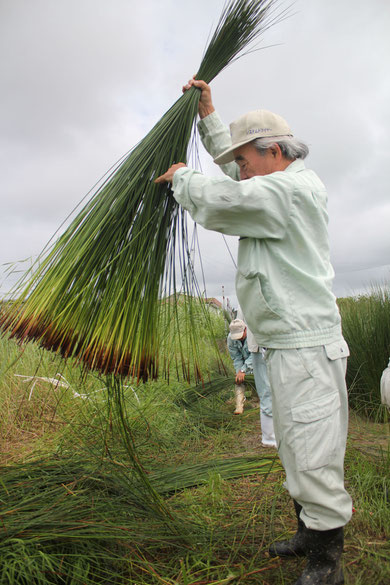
[{"left": 265, "top": 341, "right": 353, "bottom": 531}]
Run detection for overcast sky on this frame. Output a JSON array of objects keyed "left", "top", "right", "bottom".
[{"left": 1, "top": 0, "right": 390, "bottom": 308}]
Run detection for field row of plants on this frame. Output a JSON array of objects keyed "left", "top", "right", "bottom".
[{"left": 338, "top": 285, "right": 390, "bottom": 421}]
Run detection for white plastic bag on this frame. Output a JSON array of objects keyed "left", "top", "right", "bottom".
[{"left": 380, "top": 358, "right": 390, "bottom": 408}]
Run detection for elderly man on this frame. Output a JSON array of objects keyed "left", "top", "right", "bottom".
[{"left": 156, "top": 79, "right": 352, "bottom": 585}]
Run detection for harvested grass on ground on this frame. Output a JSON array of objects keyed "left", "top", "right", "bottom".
[{"left": 1, "top": 324, "right": 389, "bottom": 583}]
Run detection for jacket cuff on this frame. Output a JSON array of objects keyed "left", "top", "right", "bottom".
[{"left": 198, "top": 111, "right": 225, "bottom": 140}]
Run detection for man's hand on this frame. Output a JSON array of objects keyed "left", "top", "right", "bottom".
[
  {"left": 235, "top": 371, "right": 245, "bottom": 384},
  {"left": 155, "top": 162, "right": 187, "bottom": 185},
  {"left": 182, "top": 78, "right": 215, "bottom": 119}
]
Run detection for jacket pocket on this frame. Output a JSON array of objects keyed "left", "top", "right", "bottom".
[
  {"left": 324, "top": 339, "right": 350, "bottom": 360},
  {"left": 291, "top": 391, "right": 341, "bottom": 471},
  {"left": 236, "top": 272, "right": 281, "bottom": 319}
]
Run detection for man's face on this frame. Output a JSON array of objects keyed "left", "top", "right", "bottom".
[
  {"left": 238, "top": 328, "right": 247, "bottom": 340},
  {"left": 234, "top": 142, "right": 282, "bottom": 180}
]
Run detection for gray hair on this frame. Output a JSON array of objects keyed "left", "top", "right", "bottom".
[{"left": 253, "top": 136, "right": 309, "bottom": 160}]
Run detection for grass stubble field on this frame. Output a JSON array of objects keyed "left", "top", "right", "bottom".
[{"left": 0, "top": 330, "right": 389, "bottom": 585}]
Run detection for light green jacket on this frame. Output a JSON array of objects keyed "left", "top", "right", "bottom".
[{"left": 172, "top": 111, "right": 342, "bottom": 349}]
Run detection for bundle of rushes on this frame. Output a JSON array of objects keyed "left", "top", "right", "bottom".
[{"left": 1, "top": 0, "right": 284, "bottom": 380}]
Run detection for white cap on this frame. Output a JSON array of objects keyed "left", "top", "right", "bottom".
[
  {"left": 229, "top": 318, "right": 246, "bottom": 340},
  {"left": 214, "top": 109, "right": 293, "bottom": 165}
]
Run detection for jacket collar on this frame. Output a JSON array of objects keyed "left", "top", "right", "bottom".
[{"left": 285, "top": 159, "right": 306, "bottom": 173}]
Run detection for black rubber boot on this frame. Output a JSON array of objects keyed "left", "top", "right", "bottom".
[
  {"left": 269, "top": 500, "right": 306, "bottom": 558},
  {"left": 294, "top": 526, "right": 344, "bottom": 585}
]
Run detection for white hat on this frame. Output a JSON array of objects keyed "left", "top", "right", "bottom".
[
  {"left": 229, "top": 318, "right": 246, "bottom": 340},
  {"left": 214, "top": 109, "right": 293, "bottom": 165}
]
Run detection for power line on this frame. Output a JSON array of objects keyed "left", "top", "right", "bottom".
[{"left": 222, "top": 234, "right": 237, "bottom": 269}]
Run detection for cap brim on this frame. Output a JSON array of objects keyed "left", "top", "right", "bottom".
[
  {"left": 213, "top": 133, "right": 294, "bottom": 166},
  {"left": 213, "top": 137, "right": 254, "bottom": 166},
  {"left": 230, "top": 332, "right": 244, "bottom": 340}
]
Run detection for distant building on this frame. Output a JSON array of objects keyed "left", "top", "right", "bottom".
[{"left": 204, "top": 297, "right": 222, "bottom": 313}]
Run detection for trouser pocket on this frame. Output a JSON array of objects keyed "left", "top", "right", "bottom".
[{"left": 291, "top": 391, "right": 341, "bottom": 471}]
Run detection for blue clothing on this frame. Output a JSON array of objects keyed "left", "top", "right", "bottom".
[
  {"left": 227, "top": 334, "right": 253, "bottom": 374},
  {"left": 252, "top": 350, "right": 273, "bottom": 416}
]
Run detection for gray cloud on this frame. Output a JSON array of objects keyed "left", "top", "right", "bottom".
[{"left": 1, "top": 0, "right": 390, "bottom": 304}]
